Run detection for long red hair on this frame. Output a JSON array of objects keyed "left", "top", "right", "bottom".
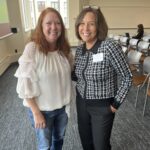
[{"left": 30, "top": 7, "right": 70, "bottom": 59}]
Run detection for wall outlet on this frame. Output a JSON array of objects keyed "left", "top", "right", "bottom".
[{"left": 15, "top": 49, "right": 18, "bottom": 53}]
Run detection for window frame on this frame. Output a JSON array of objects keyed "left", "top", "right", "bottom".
[{"left": 21, "top": 0, "right": 69, "bottom": 31}]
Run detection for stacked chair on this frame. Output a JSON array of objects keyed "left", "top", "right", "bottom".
[
  {"left": 120, "top": 36, "right": 129, "bottom": 47},
  {"left": 131, "top": 56, "right": 150, "bottom": 116},
  {"left": 128, "top": 38, "right": 140, "bottom": 50},
  {"left": 144, "top": 80, "right": 150, "bottom": 115},
  {"left": 127, "top": 50, "right": 143, "bottom": 72},
  {"left": 108, "top": 33, "right": 114, "bottom": 39},
  {"left": 137, "top": 41, "right": 150, "bottom": 56},
  {"left": 141, "top": 57, "right": 150, "bottom": 116},
  {"left": 120, "top": 36, "right": 130, "bottom": 54},
  {"left": 113, "top": 35, "right": 120, "bottom": 43},
  {"left": 142, "top": 35, "right": 150, "bottom": 42},
  {"left": 119, "top": 33, "right": 150, "bottom": 116}
]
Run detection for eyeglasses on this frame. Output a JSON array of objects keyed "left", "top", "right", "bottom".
[{"left": 83, "top": 5, "right": 99, "bottom": 10}]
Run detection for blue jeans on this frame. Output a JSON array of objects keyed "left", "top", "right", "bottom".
[{"left": 27, "top": 106, "right": 68, "bottom": 150}]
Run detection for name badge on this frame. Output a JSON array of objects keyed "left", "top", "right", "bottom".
[{"left": 93, "top": 53, "right": 103, "bottom": 62}]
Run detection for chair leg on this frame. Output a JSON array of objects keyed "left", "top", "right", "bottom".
[
  {"left": 135, "top": 86, "right": 140, "bottom": 107},
  {"left": 142, "top": 95, "right": 148, "bottom": 116},
  {"left": 142, "top": 82, "right": 150, "bottom": 116}
]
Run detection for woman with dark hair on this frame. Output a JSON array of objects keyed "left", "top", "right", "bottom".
[
  {"left": 15, "top": 7, "right": 72, "bottom": 150},
  {"left": 132, "top": 24, "right": 144, "bottom": 39},
  {"left": 72, "top": 6, "right": 132, "bottom": 150}
]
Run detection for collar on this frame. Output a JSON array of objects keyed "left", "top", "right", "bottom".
[{"left": 81, "top": 40, "right": 102, "bottom": 55}]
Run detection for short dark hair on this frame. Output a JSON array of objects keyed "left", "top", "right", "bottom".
[
  {"left": 75, "top": 7, "right": 108, "bottom": 41},
  {"left": 138, "top": 24, "right": 144, "bottom": 29}
]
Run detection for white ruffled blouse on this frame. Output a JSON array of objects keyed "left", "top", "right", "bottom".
[{"left": 15, "top": 42, "right": 72, "bottom": 111}]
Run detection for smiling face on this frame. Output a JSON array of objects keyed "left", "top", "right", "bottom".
[
  {"left": 42, "top": 12, "right": 62, "bottom": 46},
  {"left": 78, "top": 12, "right": 97, "bottom": 49}
]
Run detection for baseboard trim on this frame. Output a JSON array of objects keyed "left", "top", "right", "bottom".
[{"left": 0, "top": 53, "right": 21, "bottom": 76}]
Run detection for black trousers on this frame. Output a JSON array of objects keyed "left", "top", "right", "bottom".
[{"left": 76, "top": 92, "right": 115, "bottom": 150}]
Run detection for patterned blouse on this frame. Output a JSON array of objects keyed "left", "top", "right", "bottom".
[{"left": 73, "top": 39, "right": 132, "bottom": 109}]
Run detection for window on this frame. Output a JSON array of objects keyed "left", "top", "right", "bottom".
[
  {"left": 0, "top": 0, "right": 11, "bottom": 38},
  {"left": 36, "top": 0, "right": 69, "bottom": 27},
  {"left": 51, "top": 1, "right": 59, "bottom": 11},
  {"left": 30, "top": 0, "right": 36, "bottom": 29},
  {"left": 62, "top": 1, "right": 68, "bottom": 27},
  {"left": 21, "top": 0, "right": 36, "bottom": 31},
  {"left": 21, "top": 0, "right": 69, "bottom": 31},
  {"left": 37, "top": 1, "right": 45, "bottom": 12}
]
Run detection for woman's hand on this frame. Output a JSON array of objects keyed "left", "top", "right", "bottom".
[
  {"left": 26, "top": 98, "right": 46, "bottom": 129},
  {"left": 33, "top": 111, "right": 46, "bottom": 129},
  {"left": 110, "top": 105, "right": 117, "bottom": 113}
]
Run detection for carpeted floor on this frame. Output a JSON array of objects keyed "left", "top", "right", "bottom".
[{"left": 0, "top": 63, "right": 150, "bottom": 150}]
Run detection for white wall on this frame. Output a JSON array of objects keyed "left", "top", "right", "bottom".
[
  {"left": 0, "top": 0, "right": 30, "bottom": 75},
  {"left": 89, "top": 0, "right": 150, "bottom": 35},
  {"left": 67, "top": 0, "right": 90, "bottom": 46},
  {"left": 0, "top": 40, "right": 9, "bottom": 75}
]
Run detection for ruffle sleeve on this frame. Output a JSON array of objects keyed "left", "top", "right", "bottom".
[{"left": 14, "top": 42, "right": 40, "bottom": 99}]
